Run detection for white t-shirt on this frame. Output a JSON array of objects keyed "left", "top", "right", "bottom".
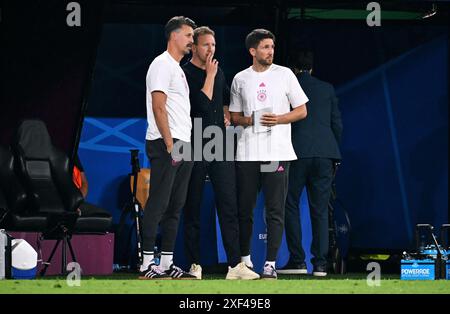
[
  {"left": 146, "top": 51, "right": 191, "bottom": 142},
  {"left": 229, "top": 64, "right": 309, "bottom": 161}
]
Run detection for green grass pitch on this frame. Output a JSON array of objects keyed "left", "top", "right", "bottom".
[{"left": 1, "top": 273, "right": 449, "bottom": 294}]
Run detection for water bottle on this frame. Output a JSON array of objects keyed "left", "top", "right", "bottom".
[{"left": 0, "top": 229, "right": 7, "bottom": 279}]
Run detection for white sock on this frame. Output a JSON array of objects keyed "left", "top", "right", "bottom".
[
  {"left": 241, "top": 255, "right": 253, "bottom": 267},
  {"left": 160, "top": 252, "right": 173, "bottom": 270},
  {"left": 140, "top": 252, "right": 154, "bottom": 271},
  {"left": 265, "top": 261, "right": 276, "bottom": 268}
]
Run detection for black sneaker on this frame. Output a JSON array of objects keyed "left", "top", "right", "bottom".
[
  {"left": 165, "top": 264, "right": 197, "bottom": 280},
  {"left": 139, "top": 263, "right": 171, "bottom": 280},
  {"left": 313, "top": 265, "right": 327, "bottom": 277},
  {"left": 277, "top": 261, "right": 308, "bottom": 275},
  {"left": 261, "top": 264, "right": 277, "bottom": 280}
]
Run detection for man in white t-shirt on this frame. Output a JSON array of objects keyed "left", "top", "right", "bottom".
[
  {"left": 229, "top": 29, "right": 309, "bottom": 279},
  {"left": 140, "top": 16, "right": 197, "bottom": 280}
]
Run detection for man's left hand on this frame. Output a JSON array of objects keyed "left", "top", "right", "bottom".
[{"left": 260, "top": 113, "right": 279, "bottom": 127}]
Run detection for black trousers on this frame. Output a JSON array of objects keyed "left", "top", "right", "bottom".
[
  {"left": 142, "top": 139, "right": 193, "bottom": 253},
  {"left": 284, "top": 157, "right": 333, "bottom": 267},
  {"left": 183, "top": 160, "right": 240, "bottom": 267},
  {"left": 236, "top": 161, "right": 290, "bottom": 261}
]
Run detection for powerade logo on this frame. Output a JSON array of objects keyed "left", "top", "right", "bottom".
[
  {"left": 401, "top": 261, "right": 435, "bottom": 280},
  {"left": 401, "top": 269, "right": 430, "bottom": 276}
]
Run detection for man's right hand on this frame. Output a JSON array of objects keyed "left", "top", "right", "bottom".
[
  {"left": 205, "top": 53, "right": 218, "bottom": 78},
  {"left": 165, "top": 138, "right": 174, "bottom": 154}
]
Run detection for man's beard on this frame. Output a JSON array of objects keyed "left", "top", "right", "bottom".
[{"left": 257, "top": 56, "right": 273, "bottom": 66}]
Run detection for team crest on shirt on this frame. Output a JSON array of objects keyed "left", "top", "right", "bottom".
[{"left": 257, "top": 82, "right": 267, "bottom": 102}]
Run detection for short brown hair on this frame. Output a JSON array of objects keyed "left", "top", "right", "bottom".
[
  {"left": 193, "top": 26, "right": 215, "bottom": 45},
  {"left": 245, "top": 29, "right": 275, "bottom": 50}
]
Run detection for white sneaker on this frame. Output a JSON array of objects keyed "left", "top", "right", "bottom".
[
  {"left": 226, "top": 262, "right": 260, "bottom": 280},
  {"left": 261, "top": 263, "right": 277, "bottom": 280},
  {"left": 189, "top": 263, "right": 202, "bottom": 279},
  {"left": 139, "top": 263, "right": 171, "bottom": 280}
]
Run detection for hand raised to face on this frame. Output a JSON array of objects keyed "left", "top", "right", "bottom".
[{"left": 205, "top": 52, "right": 218, "bottom": 78}]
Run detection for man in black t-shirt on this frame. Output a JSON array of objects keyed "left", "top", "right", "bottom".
[{"left": 182, "top": 26, "right": 259, "bottom": 280}]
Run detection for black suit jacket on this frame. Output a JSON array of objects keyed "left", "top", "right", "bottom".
[{"left": 291, "top": 72, "right": 342, "bottom": 160}]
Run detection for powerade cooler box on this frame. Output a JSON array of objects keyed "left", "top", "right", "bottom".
[
  {"left": 401, "top": 224, "right": 448, "bottom": 280},
  {"left": 401, "top": 256, "right": 441, "bottom": 280}
]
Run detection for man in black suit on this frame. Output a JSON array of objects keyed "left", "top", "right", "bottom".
[{"left": 278, "top": 49, "right": 342, "bottom": 277}]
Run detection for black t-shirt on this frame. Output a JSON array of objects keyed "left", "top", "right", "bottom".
[
  {"left": 182, "top": 61, "right": 230, "bottom": 130},
  {"left": 182, "top": 62, "right": 232, "bottom": 160}
]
